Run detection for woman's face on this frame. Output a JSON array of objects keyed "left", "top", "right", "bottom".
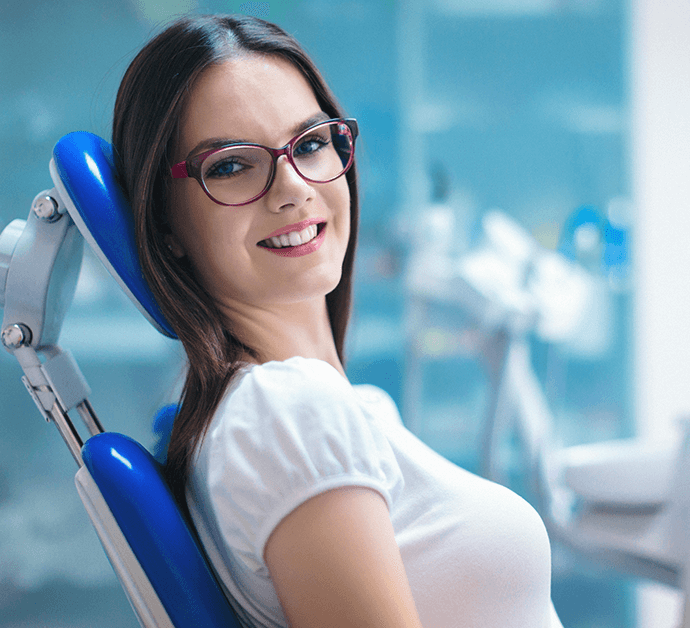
[{"left": 166, "top": 54, "right": 351, "bottom": 312}]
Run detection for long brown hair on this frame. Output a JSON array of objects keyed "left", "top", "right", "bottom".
[{"left": 112, "top": 14, "right": 359, "bottom": 503}]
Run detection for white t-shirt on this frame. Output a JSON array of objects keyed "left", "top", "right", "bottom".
[{"left": 187, "top": 357, "right": 563, "bottom": 628}]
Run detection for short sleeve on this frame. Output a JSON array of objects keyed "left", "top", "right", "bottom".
[{"left": 190, "top": 357, "right": 404, "bottom": 575}]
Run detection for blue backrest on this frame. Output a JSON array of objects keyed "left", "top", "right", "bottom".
[{"left": 82, "top": 433, "right": 240, "bottom": 628}]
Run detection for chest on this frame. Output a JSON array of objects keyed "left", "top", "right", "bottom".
[{"left": 385, "top": 424, "right": 554, "bottom": 627}]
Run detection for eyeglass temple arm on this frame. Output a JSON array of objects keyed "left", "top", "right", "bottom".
[{"left": 171, "top": 162, "right": 189, "bottom": 179}]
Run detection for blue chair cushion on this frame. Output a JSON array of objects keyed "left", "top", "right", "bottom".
[
  {"left": 52, "top": 132, "right": 176, "bottom": 338},
  {"left": 82, "top": 432, "right": 240, "bottom": 628}
]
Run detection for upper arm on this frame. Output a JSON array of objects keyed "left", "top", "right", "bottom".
[{"left": 264, "top": 486, "right": 423, "bottom": 628}]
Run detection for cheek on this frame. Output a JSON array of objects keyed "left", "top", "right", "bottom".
[
  {"left": 328, "top": 179, "right": 352, "bottom": 241},
  {"left": 168, "top": 188, "right": 250, "bottom": 285},
  {"left": 167, "top": 183, "right": 199, "bottom": 250},
  {"left": 182, "top": 223, "right": 256, "bottom": 304}
]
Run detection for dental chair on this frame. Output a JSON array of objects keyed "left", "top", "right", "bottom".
[
  {"left": 0, "top": 132, "right": 241, "bottom": 627},
  {"left": 405, "top": 211, "right": 690, "bottom": 626}
]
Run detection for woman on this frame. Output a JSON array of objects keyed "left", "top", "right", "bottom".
[{"left": 113, "top": 14, "right": 563, "bottom": 628}]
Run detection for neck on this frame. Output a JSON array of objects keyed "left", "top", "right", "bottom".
[{"left": 220, "top": 297, "right": 346, "bottom": 377}]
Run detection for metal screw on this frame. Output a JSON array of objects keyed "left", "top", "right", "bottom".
[
  {"left": 32, "top": 195, "right": 61, "bottom": 222},
  {"left": 1, "top": 323, "right": 32, "bottom": 349}
]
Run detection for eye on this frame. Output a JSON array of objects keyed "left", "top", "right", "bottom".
[
  {"left": 293, "top": 135, "right": 330, "bottom": 158},
  {"left": 205, "top": 158, "right": 248, "bottom": 179}
]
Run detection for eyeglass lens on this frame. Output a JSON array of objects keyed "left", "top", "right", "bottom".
[{"left": 200, "top": 121, "right": 353, "bottom": 205}]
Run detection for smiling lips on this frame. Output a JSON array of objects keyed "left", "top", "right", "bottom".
[{"left": 258, "top": 219, "right": 327, "bottom": 257}]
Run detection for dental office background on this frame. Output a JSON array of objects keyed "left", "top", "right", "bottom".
[{"left": 1, "top": 0, "right": 689, "bottom": 626}]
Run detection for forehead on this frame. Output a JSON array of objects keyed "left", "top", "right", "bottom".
[{"left": 177, "top": 54, "right": 323, "bottom": 155}]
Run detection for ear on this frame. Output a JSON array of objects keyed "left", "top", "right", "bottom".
[{"left": 164, "top": 233, "right": 186, "bottom": 258}]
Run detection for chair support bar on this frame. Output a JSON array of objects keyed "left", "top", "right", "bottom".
[
  {"left": 77, "top": 398, "right": 105, "bottom": 437},
  {"left": 49, "top": 398, "right": 85, "bottom": 466},
  {"left": 9, "top": 342, "right": 102, "bottom": 467}
]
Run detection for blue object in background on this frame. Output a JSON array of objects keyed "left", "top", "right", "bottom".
[
  {"left": 152, "top": 404, "right": 179, "bottom": 465},
  {"left": 559, "top": 204, "right": 630, "bottom": 279}
]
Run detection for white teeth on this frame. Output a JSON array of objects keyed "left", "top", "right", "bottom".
[{"left": 262, "top": 224, "right": 319, "bottom": 248}]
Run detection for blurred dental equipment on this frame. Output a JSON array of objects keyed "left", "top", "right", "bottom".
[{"left": 404, "top": 209, "right": 690, "bottom": 626}]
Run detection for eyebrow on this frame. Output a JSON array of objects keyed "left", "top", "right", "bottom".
[{"left": 186, "top": 111, "right": 332, "bottom": 158}]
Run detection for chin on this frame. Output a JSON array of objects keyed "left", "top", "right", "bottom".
[{"left": 284, "top": 269, "right": 344, "bottom": 304}]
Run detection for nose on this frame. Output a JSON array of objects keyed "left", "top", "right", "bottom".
[{"left": 265, "top": 154, "right": 315, "bottom": 213}]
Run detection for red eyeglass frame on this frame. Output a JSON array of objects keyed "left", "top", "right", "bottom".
[{"left": 170, "top": 117, "right": 358, "bottom": 207}]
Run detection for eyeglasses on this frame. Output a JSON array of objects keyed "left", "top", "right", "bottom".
[{"left": 171, "top": 118, "right": 358, "bottom": 206}]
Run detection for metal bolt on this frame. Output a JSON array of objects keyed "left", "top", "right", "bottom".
[
  {"left": 1, "top": 323, "right": 32, "bottom": 349},
  {"left": 32, "top": 195, "right": 61, "bottom": 222}
]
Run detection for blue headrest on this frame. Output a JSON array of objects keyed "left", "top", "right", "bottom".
[
  {"left": 51, "top": 132, "right": 176, "bottom": 338},
  {"left": 82, "top": 433, "right": 240, "bottom": 628}
]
